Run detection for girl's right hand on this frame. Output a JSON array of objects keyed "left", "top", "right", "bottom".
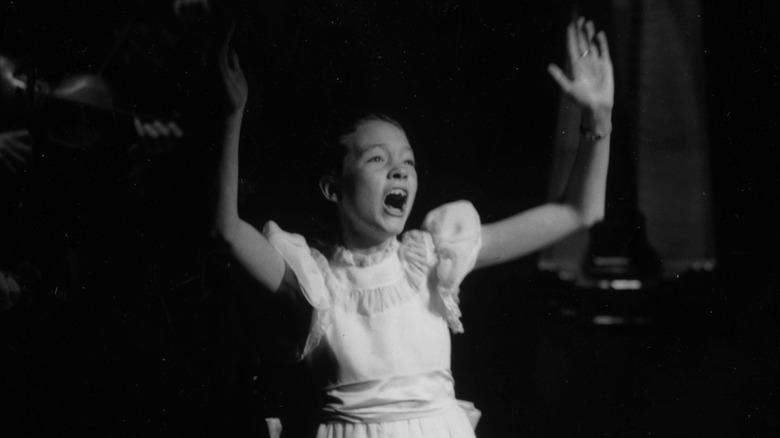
[{"left": 213, "top": 21, "right": 248, "bottom": 119}]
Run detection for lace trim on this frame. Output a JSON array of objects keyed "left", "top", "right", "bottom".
[
  {"left": 399, "top": 230, "right": 436, "bottom": 291},
  {"left": 438, "top": 286, "right": 464, "bottom": 334},
  {"left": 302, "top": 248, "right": 420, "bottom": 355},
  {"left": 321, "top": 239, "right": 424, "bottom": 316},
  {"left": 300, "top": 231, "right": 469, "bottom": 360},
  {"left": 332, "top": 280, "right": 418, "bottom": 315},
  {"left": 431, "top": 245, "right": 466, "bottom": 334},
  {"left": 332, "top": 239, "right": 400, "bottom": 267},
  {"left": 300, "top": 249, "right": 334, "bottom": 358},
  {"left": 402, "top": 230, "right": 465, "bottom": 334}
]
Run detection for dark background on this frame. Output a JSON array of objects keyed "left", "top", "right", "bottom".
[{"left": 1, "top": 0, "right": 778, "bottom": 436}]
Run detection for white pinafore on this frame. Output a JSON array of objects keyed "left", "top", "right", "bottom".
[{"left": 264, "top": 201, "right": 482, "bottom": 438}]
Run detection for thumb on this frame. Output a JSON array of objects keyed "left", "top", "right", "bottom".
[
  {"left": 228, "top": 48, "right": 240, "bottom": 70},
  {"left": 547, "top": 64, "right": 572, "bottom": 93},
  {"left": 218, "top": 21, "right": 237, "bottom": 58}
]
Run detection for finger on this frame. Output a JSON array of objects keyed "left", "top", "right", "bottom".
[
  {"left": 9, "top": 129, "right": 31, "bottom": 138},
  {"left": 566, "top": 22, "right": 579, "bottom": 61},
  {"left": 576, "top": 17, "right": 589, "bottom": 56},
  {"left": 584, "top": 20, "right": 596, "bottom": 42},
  {"left": 218, "top": 20, "right": 237, "bottom": 61},
  {"left": 134, "top": 117, "right": 145, "bottom": 137},
  {"left": 142, "top": 123, "right": 160, "bottom": 139},
  {"left": 9, "top": 138, "right": 33, "bottom": 155},
  {"left": 152, "top": 120, "right": 171, "bottom": 137},
  {"left": 4, "top": 141, "right": 28, "bottom": 163},
  {"left": 167, "top": 122, "right": 184, "bottom": 138},
  {"left": 229, "top": 48, "right": 240, "bottom": 71},
  {"left": 7, "top": 276, "right": 20, "bottom": 294},
  {"left": 596, "top": 31, "right": 611, "bottom": 61},
  {"left": 585, "top": 20, "right": 598, "bottom": 56},
  {"left": 0, "top": 156, "right": 19, "bottom": 174},
  {"left": 548, "top": 64, "right": 572, "bottom": 92}
]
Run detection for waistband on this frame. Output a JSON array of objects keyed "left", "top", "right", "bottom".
[{"left": 321, "top": 369, "right": 457, "bottom": 424}]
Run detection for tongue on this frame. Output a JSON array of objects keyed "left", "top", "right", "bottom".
[{"left": 385, "top": 193, "right": 405, "bottom": 210}]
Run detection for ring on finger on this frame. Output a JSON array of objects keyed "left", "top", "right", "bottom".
[{"left": 579, "top": 49, "right": 590, "bottom": 58}]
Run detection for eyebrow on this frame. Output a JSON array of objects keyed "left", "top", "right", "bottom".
[
  {"left": 360, "top": 144, "right": 384, "bottom": 153},
  {"left": 359, "top": 144, "right": 414, "bottom": 155}
]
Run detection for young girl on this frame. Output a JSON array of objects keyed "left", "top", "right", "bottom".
[{"left": 211, "top": 17, "right": 613, "bottom": 438}]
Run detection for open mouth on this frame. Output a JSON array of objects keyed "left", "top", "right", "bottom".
[{"left": 383, "top": 188, "right": 408, "bottom": 214}]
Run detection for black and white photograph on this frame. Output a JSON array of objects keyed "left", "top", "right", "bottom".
[{"left": 1, "top": 0, "right": 778, "bottom": 436}]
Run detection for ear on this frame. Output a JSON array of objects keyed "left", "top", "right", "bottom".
[{"left": 319, "top": 175, "right": 340, "bottom": 203}]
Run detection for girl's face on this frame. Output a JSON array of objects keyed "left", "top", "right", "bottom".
[{"left": 332, "top": 119, "right": 418, "bottom": 248}]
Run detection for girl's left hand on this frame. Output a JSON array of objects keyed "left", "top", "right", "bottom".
[{"left": 548, "top": 17, "right": 614, "bottom": 118}]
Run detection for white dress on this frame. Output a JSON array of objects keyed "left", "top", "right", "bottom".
[{"left": 264, "top": 201, "right": 482, "bottom": 438}]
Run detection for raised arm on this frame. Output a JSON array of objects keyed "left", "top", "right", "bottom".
[
  {"left": 477, "top": 18, "right": 614, "bottom": 268},
  {"left": 208, "top": 23, "right": 287, "bottom": 293}
]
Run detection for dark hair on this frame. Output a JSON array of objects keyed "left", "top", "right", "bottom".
[
  {"left": 315, "top": 112, "right": 405, "bottom": 178},
  {"left": 307, "top": 111, "right": 406, "bottom": 249}
]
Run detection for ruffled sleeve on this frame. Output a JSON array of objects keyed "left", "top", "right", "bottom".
[
  {"left": 422, "top": 201, "right": 482, "bottom": 333},
  {"left": 262, "top": 221, "right": 331, "bottom": 358}
]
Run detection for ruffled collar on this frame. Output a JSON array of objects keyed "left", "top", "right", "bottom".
[{"left": 333, "top": 238, "right": 400, "bottom": 267}]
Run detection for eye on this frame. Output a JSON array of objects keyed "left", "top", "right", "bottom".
[
  {"left": 404, "top": 159, "right": 416, "bottom": 167},
  {"left": 367, "top": 156, "right": 384, "bottom": 163}
]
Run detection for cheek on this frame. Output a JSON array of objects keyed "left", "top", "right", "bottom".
[
  {"left": 340, "top": 169, "right": 365, "bottom": 197},
  {"left": 346, "top": 172, "right": 381, "bottom": 206},
  {"left": 409, "top": 174, "right": 419, "bottom": 197}
]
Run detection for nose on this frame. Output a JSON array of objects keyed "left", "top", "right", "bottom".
[{"left": 389, "top": 165, "right": 408, "bottom": 180}]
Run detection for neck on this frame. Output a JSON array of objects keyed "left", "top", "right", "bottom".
[{"left": 340, "top": 230, "right": 396, "bottom": 255}]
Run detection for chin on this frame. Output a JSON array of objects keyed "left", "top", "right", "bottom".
[
  {"left": 384, "top": 225, "right": 405, "bottom": 238},
  {"left": 367, "top": 212, "right": 403, "bottom": 237},
  {"left": 382, "top": 216, "right": 409, "bottom": 237}
]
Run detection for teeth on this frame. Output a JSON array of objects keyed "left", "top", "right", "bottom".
[{"left": 384, "top": 188, "right": 408, "bottom": 212}]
